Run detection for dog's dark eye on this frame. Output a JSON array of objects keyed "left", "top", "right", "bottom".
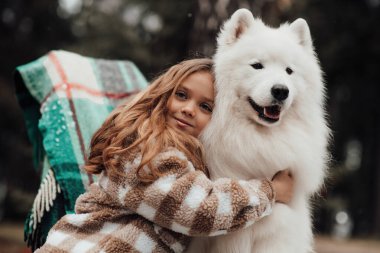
[
  {"left": 286, "top": 67, "right": 293, "bottom": 75},
  {"left": 251, "top": 63, "right": 264, "bottom": 70}
]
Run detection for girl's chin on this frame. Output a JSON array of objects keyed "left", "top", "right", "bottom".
[{"left": 175, "top": 125, "right": 193, "bottom": 135}]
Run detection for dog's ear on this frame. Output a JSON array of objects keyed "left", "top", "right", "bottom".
[
  {"left": 289, "top": 18, "right": 313, "bottom": 51},
  {"left": 217, "top": 8, "right": 254, "bottom": 47}
]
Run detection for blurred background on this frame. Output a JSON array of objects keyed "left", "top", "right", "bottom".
[{"left": 0, "top": 0, "right": 379, "bottom": 252}]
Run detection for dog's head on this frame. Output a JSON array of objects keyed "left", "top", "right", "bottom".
[{"left": 214, "top": 9, "right": 322, "bottom": 127}]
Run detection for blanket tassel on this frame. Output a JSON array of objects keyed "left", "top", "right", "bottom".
[{"left": 24, "top": 168, "right": 61, "bottom": 250}]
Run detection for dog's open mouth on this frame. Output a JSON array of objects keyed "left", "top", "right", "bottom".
[{"left": 248, "top": 97, "right": 281, "bottom": 123}]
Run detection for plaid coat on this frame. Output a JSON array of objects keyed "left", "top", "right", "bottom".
[{"left": 35, "top": 148, "right": 275, "bottom": 253}]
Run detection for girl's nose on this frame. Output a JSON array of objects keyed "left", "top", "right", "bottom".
[{"left": 181, "top": 102, "right": 196, "bottom": 117}]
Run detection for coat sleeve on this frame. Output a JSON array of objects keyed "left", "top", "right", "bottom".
[{"left": 116, "top": 148, "right": 275, "bottom": 237}]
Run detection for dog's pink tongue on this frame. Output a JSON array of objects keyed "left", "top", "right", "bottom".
[{"left": 264, "top": 106, "right": 281, "bottom": 119}]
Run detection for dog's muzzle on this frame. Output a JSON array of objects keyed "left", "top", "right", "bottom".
[{"left": 247, "top": 97, "right": 282, "bottom": 123}]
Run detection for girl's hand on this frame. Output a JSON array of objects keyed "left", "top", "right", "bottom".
[{"left": 271, "top": 169, "right": 294, "bottom": 204}]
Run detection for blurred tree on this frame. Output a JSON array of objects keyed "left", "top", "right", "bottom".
[
  {"left": 187, "top": 0, "right": 297, "bottom": 56},
  {"left": 301, "top": 0, "right": 380, "bottom": 236},
  {"left": 64, "top": 0, "right": 196, "bottom": 78},
  {"left": 0, "top": 0, "right": 76, "bottom": 219},
  {"left": 0, "top": 0, "right": 75, "bottom": 79}
]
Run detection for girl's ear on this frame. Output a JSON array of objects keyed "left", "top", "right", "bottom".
[{"left": 217, "top": 8, "right": 254, "bottom": 47}]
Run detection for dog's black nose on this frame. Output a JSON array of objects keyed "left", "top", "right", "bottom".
[{"left": 271, "top": 84, "right": 289, "bottom": 101}]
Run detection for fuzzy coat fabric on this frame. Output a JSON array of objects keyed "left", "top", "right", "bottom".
[{"left": 35, "top": 148, "right": 274, "bottom": 253}]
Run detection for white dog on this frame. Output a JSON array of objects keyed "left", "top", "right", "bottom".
[{"left": 188, "top": 9, "right": 330, "bottom": 253}]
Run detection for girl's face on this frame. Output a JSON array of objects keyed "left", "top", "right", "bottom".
[{"left": 166, "top": 71, "right": 214, "bottom": 137}]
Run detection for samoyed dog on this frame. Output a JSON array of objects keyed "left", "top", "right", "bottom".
[{"left": 188, "top": 9, "right": 330, "bottom": 253}]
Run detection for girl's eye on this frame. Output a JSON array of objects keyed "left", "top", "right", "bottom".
[
  {"left": 251, "top": 63, "right": 264, "bottom": 69},
  {"left": 286, "top": 67, "right": 293, "bottom": 75},
  {"left": 200, "top": 103, "right": 213, "bottom": 113},
  {"left": 175, "top": 91, "right": 187, "bottom": 99}
]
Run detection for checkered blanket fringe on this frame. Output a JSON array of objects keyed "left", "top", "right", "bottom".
[
  {"left": 32, "top": 167, "right": 61, "bottom": 228},
  {"left": 15, "top": 50, "right": 148, "bottom": 250},
  {"left": 24, "top": 164, "right": 62, "bottom": 250}
]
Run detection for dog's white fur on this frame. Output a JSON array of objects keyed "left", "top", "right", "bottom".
[{"left": 188, "top": 9, "right": 330, "bottom": 253}]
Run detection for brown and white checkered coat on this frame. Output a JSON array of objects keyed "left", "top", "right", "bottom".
[{"left": 35, "top": 148, "right": 274, "bottom": 253}]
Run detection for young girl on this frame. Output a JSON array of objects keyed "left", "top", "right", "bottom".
[{"left": 36, "top": 58, "right": 293, "bottom": 253}]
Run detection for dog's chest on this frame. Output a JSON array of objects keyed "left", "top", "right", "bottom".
[{"left": 206, "top": 124, "right": 310, "bottom": 180}]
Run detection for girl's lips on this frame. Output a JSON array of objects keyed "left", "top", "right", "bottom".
[{"left": 174, "top": 117, "right": 193, "bottom": 127}]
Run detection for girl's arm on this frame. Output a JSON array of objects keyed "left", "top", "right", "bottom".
[{"left": 119, "top": 148, "right": 274, "bottom": 237}]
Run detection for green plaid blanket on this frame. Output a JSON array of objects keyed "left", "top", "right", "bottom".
[{"left": 14, "top": 50, "right": 148, "bottom": 250}]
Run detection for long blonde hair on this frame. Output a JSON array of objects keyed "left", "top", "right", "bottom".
[{"left": 85, "top": 58, "right": 213, "bottom": 182}]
